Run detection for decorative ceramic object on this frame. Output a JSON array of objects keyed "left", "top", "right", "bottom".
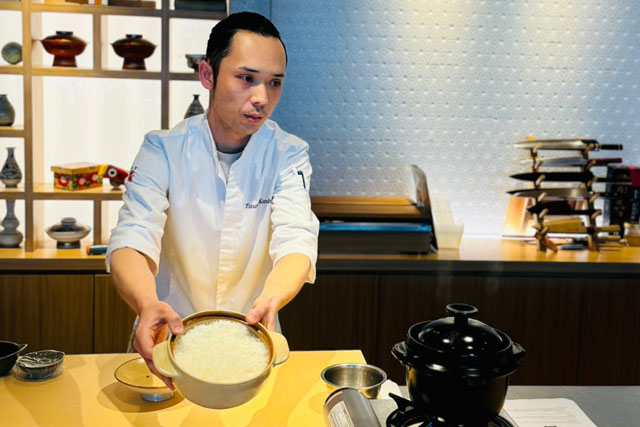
[
  {"left": 184, "top": 94, "right": 204, "bottom": 119},
  {"left": 1, "top": 42, "right": 22, "bottom": 65},
  {"left": 41, "top": 31, "right": 87, "bottom": 67},
  {"left": 0, "top": 147, "right": 22, "bottom": 188},
  {"left": 0, "top": 200, "right": 23, "bottom": 248},
  {"left": 46, "top": 217, "right": 91, "bottom": 249},
  {"left": 103, "top": 164, "right": 128, "bottom": 189},
  {"left": 111, "top": 34, "right": 156, "bottom": 70},
  {"left": 185, "top": 54, "right": 205, "bottom": 72},
  {"left": 175, "top": 0, "right": 226, "bottom": 12},
  {"left": 0, "top": 94, "right": 15, "bottom": 126},
  {"left": 16, "top": 350, "right": 65, "bottom": 380},
  {"left": 51, "top": 162, "right": 105, "bottom": 191}
]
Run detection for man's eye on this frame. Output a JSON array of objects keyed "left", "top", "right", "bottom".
[
  {"left": 239, "top": 75, "right": 253, "bottom": 83},
  {"left": 270, "top": 80, "right": 282, "bottom": 88}
]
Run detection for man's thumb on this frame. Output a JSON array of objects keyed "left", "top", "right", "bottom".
[{"left": 168, "top": 316, "right": 184, "bottom": 335}]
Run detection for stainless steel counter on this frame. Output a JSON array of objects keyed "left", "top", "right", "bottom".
[{"left": 370, "top": 386, "right": 640, "bottom": 426}]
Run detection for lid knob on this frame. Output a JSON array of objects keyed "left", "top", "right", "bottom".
[{"left": 446, "top": 303, "right": 478, "bottom": 327}]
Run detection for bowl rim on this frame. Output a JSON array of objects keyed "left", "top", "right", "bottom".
[
  {"left": 16, "top": 349, "right": 65, "bottom": 370},
  {"left": 166, "top": 310, "right": 276, "bottom": 386},
  {"left": 320, "top": 363, "right": 388, "bottom": 391},
  {"left": 114, "top": 356, "right": 171, "bottom": 391},
  {"left": 0, "top": 341, "right": 28, "bottom": 360}
]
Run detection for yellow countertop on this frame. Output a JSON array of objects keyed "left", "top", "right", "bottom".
[{"left": 1, "top": 351, "right": 366, "bottom": 426}]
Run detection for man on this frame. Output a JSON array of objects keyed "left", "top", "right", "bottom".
[{"left": 107, "top": 12, "right": 319, "bottom": 388}]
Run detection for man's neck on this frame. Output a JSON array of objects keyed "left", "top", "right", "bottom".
[{"left": 207, "top": 111, "right": 250, "bottom": 154}]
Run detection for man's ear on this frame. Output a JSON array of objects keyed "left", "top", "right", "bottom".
[{"left": 199, "top": 60, "right": 214, "bottom": 90}]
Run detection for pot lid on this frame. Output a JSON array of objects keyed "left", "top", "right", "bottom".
[
  {"left": 413, "top": 304, "right": 506, "bottom": 357},
  {"left": 48, "top": 217, "right": 89, "bottom": 233}
]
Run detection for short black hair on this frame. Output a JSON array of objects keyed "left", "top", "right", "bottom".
[{"left": 205, "top": 12, "right": 287, "bottom": 88}]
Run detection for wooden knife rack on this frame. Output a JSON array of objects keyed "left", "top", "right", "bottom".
[{"left": 518, "top": 145, "right": 619, "bottom": 252}]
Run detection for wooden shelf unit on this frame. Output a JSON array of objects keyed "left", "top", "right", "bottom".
[{"left": 0, "top": 0, "right": 227, "bottom": 252}]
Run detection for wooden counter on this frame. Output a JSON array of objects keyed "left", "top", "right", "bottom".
[
  {"left": 0, "top": 351, "right": 365, "bottom": 426},
  {"left": 1, "top": 238, "right": 639, "bottom": 275}
]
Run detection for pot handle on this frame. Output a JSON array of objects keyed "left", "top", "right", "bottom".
[
  {"left": 17, "top": 343, "right": 28, "bottom": 354},
  {"left": 152, "top": 341, "right": 179, "bottom": 378},
  {"left": 268, "top": 331, "right": 290, "bottom": 366},
  {"left": 512, "top": 342, "right": 526, "bottom": 364},
  {"left": 391, "top": 342, "right": 413, "bottom": 367}
]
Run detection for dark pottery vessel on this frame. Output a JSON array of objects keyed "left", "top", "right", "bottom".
[
  {"left": 41, "top": 31, "right": 87, "bottom": 67},
  {"left": 0, "top": 199, "right": 23, "bottom": 248},
  {"left": 1, "top": 41, "right": 22, "bottom": 65},
  {"left": 392, "top": 303, "right": 525, "bottom": 425},
  {"left": 0, "top": 147, "right": 22, "bottom": 187},
  {"left": 16, "top": 350, "right": 65, "bottom": 380},
  {"left": 184, "top": 94, "right": 204, "bottom": 119},
  {"left": 111, "top": 34, "right": 156, "bottom": 70},
  {"left": 0, "top": 341, "right": 27, "bottom": 377},
  {"left": 0, "top": 94, "right": 15, "bottom": 126}
]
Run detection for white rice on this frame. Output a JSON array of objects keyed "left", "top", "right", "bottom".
[{"left": 173, "top": 319, "right": 270, "bottom": 383}]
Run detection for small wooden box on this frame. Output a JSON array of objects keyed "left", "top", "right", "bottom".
[{"left": 51, "top": 162, "right": 105, "bottom": 191}]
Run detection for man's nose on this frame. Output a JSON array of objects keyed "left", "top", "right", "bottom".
[{"left": 250, "top": 83, "right": 268, "bottom": 109}]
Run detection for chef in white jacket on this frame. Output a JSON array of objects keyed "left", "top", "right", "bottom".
[{"left": 107, "top": 12, "right": 319, "bottom": 388}]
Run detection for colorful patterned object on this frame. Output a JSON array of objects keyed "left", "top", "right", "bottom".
[
  {"left": 51, "top": 162, "right": 107, "bottom": 191},
  {"left": 104, "top": 164, "right": 129, "bottom": 189}
]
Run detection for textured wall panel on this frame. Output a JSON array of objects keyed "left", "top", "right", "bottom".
[{"left": 235, "top": 0, "right": 640, "bottom": 235}]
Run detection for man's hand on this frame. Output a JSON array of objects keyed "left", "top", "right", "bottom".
[
  {"left": 246, "top": 293, "right": 281, "bottom": 331},
  {"left": 134, "top": 301, "right": 184, "bottom": 390}
]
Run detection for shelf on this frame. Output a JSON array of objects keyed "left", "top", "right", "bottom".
[
  {"left": 0, "top": 1, "right": 22, "bottom": 11},
  {"left": 32, "top": 66, "right": 163, "bottom": 79},
  {"left": 0, "top": 185, "right": 25, "bottom": 199},
  {"left": 0, "top": 65, "right": 23, "bottom": 75},
  {"left": 0, "top": 125, "right": 24, "bottom": 137},
  {"left": 33, "top": 183, "right": 124, "bottom": 200},
  {"left": 169, "top": 9, "right": 226, "bottom": 20},
  {"left": 31, "top": 3, "right": 162, "bottom": 17},
  {"left": 169, "top": 71, "right": 199, "bottom": 81},
  {"left": 0, "top": 239, "right": 107, "bottom": 271}
]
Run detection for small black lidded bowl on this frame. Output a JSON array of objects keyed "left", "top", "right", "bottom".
[
  {"left": 0, "top": 341, "right": 27, "bottom": 376},
  {"left": 16, "top": 350, "right": 65, "bottom": 380}
]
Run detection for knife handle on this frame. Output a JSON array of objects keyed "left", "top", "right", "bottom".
[
  {"left": 598, "top": 144, "right": 623, "bottom": 151},
  {"left": 590, "top": 157, "right": 622, "bottom": 166}
]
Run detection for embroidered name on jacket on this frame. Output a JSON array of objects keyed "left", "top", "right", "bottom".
[{"left": 246, "top": 197, "right": 274, "bottom": 209}]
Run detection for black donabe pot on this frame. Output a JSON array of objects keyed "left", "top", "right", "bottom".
[{"left": 392, "top": 304, "right": 525, "bottom": 426}]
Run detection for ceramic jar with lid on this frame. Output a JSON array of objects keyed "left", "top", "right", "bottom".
[
  {"left": 41, "top": 31, "right": 87, "bottom": 67},
  {"left": 45, "top": 217, "right": 91, "bottom": 249},
  {"left": 111, "top": 34, "right": 156, "bottom": 70}
]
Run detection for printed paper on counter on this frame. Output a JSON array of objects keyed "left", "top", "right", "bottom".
[{"left": 503, "top": 398, "right": 597, "bottom": 427}]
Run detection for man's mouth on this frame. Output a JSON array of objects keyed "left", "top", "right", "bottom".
[{"left": 243, "top": 114, "right": 262, "bottom": 123}]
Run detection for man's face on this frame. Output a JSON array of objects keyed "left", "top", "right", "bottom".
[{"left": 209, "top": 30, "right": 286, "bottom": 147}]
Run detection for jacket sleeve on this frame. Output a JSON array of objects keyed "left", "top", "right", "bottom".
[
  {"left": 269, "top": 142, "right": 320, "bottom": 284},
  {"left": 106, "top": 133, "right": 170, "bottom": 275}
]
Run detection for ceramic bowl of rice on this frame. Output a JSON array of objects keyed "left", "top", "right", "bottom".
[{"left": 152, "top": 310, "right": 289, "bottom": 409}]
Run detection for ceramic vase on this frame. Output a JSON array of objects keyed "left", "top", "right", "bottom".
[
  {"left": 184, "top": 94, "right": 204, "bottom": 119},
  {"left": 1, "top": 42, "right": 22, "bottom": 65},
  {"left": 0, "top": 147, "right": 22, "bottom": 188},
  {"left": 0, "top": 199, "right": 23, "bottom": 248},
  {"left": 0, "top": 94, "right": 15, "bottom": 126}
]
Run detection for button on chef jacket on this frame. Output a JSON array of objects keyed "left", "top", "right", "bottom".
[{"left": 106, "top": 113, "right": 320, "bottom": 325}]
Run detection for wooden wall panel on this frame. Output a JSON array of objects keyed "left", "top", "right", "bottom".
[
  {"left": 279, "top": 274, "right": 379, "bottom": 365},
  {"left": 578, "top": 278, "right": 640, "bottom": 384},
  {"left": 0, "top": 274, "right": 93, "bottom": 353},
  {"left": 376, "top": 275, "right": 583, "bottom": 385},
  {"left": 93, "top": 274, "right": 137, "bottom": 353}
]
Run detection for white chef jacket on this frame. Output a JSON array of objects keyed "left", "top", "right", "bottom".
[{"left": 106, "top": 112, "right": 319, "bottom": 321}]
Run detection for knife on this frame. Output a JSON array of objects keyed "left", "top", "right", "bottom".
[
  {"left": 510, "top": 171, "right": 631, "bottom": 184},
  {"left": 507, "top": 188, "right": 608, "bottom": 200},
  {"left": 526, "top": 201, "right": 600, "bottom": 217},
  {"left": 513, "top": 138, "right": 623, "bottom": 151},
  {"left": 519, "top": 157, "right": 622, "bottom": 168}
]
